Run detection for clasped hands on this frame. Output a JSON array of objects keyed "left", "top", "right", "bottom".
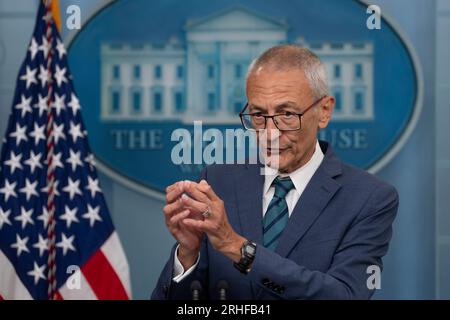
[{"left": 163, "top": 180, "right": 246, "bottom": 270}]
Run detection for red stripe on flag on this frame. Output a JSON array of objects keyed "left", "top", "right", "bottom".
[
  {"left": 55, "top": 291, "right": 64, "bottom": 300},
  {"left": 81, "top": 249, "right": 128, "bottom": 300},
  {"left": 0, "top": 294, "right": 3, "bottom": 300}
]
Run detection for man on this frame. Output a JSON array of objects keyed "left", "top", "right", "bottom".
[{"left": 152, "top": 45, "right": 399, "bottom": 300}]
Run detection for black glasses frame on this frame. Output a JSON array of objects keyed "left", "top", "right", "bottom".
[{"left": 239, "top": 96, "right": 327, "bottom": 131}]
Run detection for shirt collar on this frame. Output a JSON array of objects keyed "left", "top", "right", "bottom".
[{"left": 263, "top": 140, "right": 324, "bottom": 195}]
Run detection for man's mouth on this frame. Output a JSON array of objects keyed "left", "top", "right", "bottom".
[{"left": 266, "top": 147, "right": 287, "bottom": 155}]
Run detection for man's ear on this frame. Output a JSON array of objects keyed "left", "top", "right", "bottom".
[{"left": 318, "top": 96, "right": 335, "bottom": 129}]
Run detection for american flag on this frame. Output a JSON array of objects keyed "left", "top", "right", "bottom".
[{"left": 0, "top": 1, "right": 131, "bottom": 299}]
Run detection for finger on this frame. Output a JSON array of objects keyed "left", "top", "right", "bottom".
[
  {"left": 180, "top": 193, "right": 209, "bottom": 214},
  {"left": 197, "top": 180, "right": 220, "bottom": 201},
  {"left": 183, "top": 218, "right": 209, "bottom": 233},
  {"left": 184, "top": 180, "right": 209, "bottom": 203},
  {"left": 163, "top": 198, "right": 184, "bottom": 218},
  {"left": 165, "top": 181, "right": 187, "bottom": 194},
  {"left": 185, "top": 208, "right": 206, "bottom": 221},
  {"left": 165, "top": 182, "right": 178, "bottom": 194},
  {"left": 166, "top": 181, "right": 186, "bottom": 203},
  {"left": 169, "top": 209, "right": 190, "bottom": 226}
]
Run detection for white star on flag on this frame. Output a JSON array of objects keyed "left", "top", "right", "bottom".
[
  {"left": 14, "top": 206, "right": 35, "bottom": 229},
  {"left": 68, "top": 93, "right": 81, "bottom": 114},
  {"left": 48, "top": 151, "right": 64, "bottom": 170},
  {"left": 63, "top": 177, "right": 82, "bottom": 200},
  {"left": 56, "top": 233, "right": 76, "bottom": 256},
  {"left": 52, "top": 93, "right": 66, "bottom": 116},
  {"left": 33, "top": 234, "right": 48, "bottom": 257},
  {"left": 60, "top": 205, "right": 79, "bottom": 228},
  {"left": 86, "top": 176, "right": 101, "bottom": 198},
  {"left": 85, "top": 153, "right": 96, "bottom": 170},
  {"left": 10, "top": 234, "right": 30, "bottom": 257},
  {"left": 29, "top": 123, "right": 46, "bottom": 145},
  {"left": 82, "top": 204, "right": 102, "bottom": 227},
  {"left": 28, "top": 37, "right": 39, "bottom": 60},
  {"left": 24, "top": 151, "right": 44, "bottom": 173},
  {"left": 38, "top": 65, "right": 50, "bottom": 88},
  {"left": 0, "top": 179, "right": 18, "bottom": 201},
  {"left": 4, "top": 151, "right": 23, "bottom": 174},
  {"left": 15, "top": 94, "right": 33, "bottom": 117},
  {"left": 37, "top": 207, "right": 50, "bottom": 229},
  {"left": 19, "top": 178, "right": 39, "bottom": 201},
  {"left": 9, "top": 123, "right": 28, "bottom": 146},
  {"left": 66, "top": 149, "right": 83, "bottom": 171},
  {"left": 35, "top": 94, "right": 48, "bottom": 117},
  {"left": 54, "top": 65, "right": 68, "bottom": 87},
  {"left": 20, "top": 66, "right": 37, "bottom": 89},
  {"left": 56, "top": 38, "right": 66, "bottom": 59},
  {"left": 38, "top": 36, "right": 49, "bottom": 58},
  {"left": 0, "top": 208, "right": 12, "bottom": 230},
  {"left": 69, "top": 121, "right": 84, "bottom": 142},
  {"left": 53, "top": 123, "right": 66, "bottom": 143},
  {"left": 27, "top": 262, "right": 46, "bottom": 285}
]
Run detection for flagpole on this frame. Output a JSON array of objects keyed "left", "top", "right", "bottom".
[{"left": 43, "top": 0, "right": 57, "bottom": 300}]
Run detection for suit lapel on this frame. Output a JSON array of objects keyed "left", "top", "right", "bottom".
[
  {"left": 254, "top": 164, "right": 341, "bottom": 299},
  {"left": 275, "top": 172, "right": 341, "bottom": 257},
  {"left": 275, "top": 142, "right": 343, "bottom": 258}
]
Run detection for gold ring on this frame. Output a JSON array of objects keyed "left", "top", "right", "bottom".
[{"left": 202, "top": 207, "right": 212, "bottom": 218}]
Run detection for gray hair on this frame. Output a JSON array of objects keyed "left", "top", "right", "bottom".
[{"left": 246, "top": 45, "right": 329, "bottom": 99}]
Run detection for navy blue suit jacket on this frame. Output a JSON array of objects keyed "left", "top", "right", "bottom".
[{"left": 152, "top": 141, "right": 399, "bottom": 300}]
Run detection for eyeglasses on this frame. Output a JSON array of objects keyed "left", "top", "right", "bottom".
[{"left": 239, "top": 96, "right": 327, "bottom": 131}]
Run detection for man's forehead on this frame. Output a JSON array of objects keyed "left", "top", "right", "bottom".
[
  {"left": 246, "top": 67, "right": 313, "bottom": 107},
  {"left": 249, "top": 100, "right": 299, "bottom": 111},
  {"left": 246, "top": 70, "right": 309, "bottom": 93}
]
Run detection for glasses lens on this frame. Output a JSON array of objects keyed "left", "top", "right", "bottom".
[
  {"left": 242, "top": 114, "right": 265, "bottom": 130},
  {"left": 274, "top": 114, "right": 301, "bottom": 130}
]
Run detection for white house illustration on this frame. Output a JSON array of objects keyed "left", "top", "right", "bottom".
[{"left": 100, "top": 6, "right": 374, "bottom": 123}]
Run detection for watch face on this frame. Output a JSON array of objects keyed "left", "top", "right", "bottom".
[{"left": 245, "top": 243, "right": 256, "bottom": 255}]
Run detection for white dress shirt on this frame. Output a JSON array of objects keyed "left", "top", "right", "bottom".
[{"left": 172, "top": 140, "right": 325, "bottom": 282}]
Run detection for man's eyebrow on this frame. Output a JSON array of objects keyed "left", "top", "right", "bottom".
[
  {"left": 249, "top": 104, "right": 266, "bottom": 112},
  {"left": 249, "top": 101, "right": 299, "bottom": 112},
  {"left": 274, "top": 101, "right": 299, "bottom": 112}
]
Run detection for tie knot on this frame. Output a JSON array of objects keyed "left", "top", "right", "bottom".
[{"left": 273, "top": 176, "right": 295, "bottom": 199}]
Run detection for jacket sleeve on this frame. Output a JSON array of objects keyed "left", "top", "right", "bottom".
[
  {"left": 246, "top": 183, "right": 399, "bottom": 299},
  {"left": 151, "top": 237, "right": 210, "bottom": 300}
]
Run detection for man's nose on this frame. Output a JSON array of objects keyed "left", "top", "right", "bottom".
[
  {"left": 265, "top": 118, "right": 281, "bottom": 143},
  {"left": 266, "top": 116, "right": 277, "bottom": 131}
]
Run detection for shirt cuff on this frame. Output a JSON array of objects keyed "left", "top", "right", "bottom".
[{"left": 172, "top": 244, "right": 200, "bottom": 283}]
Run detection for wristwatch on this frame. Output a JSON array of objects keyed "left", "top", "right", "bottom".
[{"left": 233, "top": 240, "right": 257, "bottom": 274}]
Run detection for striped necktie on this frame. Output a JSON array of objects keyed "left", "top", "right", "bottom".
[{"left": 263, "top": 177, "right": 295, "bottom": 251}]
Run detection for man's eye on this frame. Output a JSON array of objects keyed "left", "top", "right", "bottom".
[
  {"left": 253, "top": 113, "right": 264, "bottom": 118},
  {"left": 283, "top": 112, "right": 295, "bottom": 118}
]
